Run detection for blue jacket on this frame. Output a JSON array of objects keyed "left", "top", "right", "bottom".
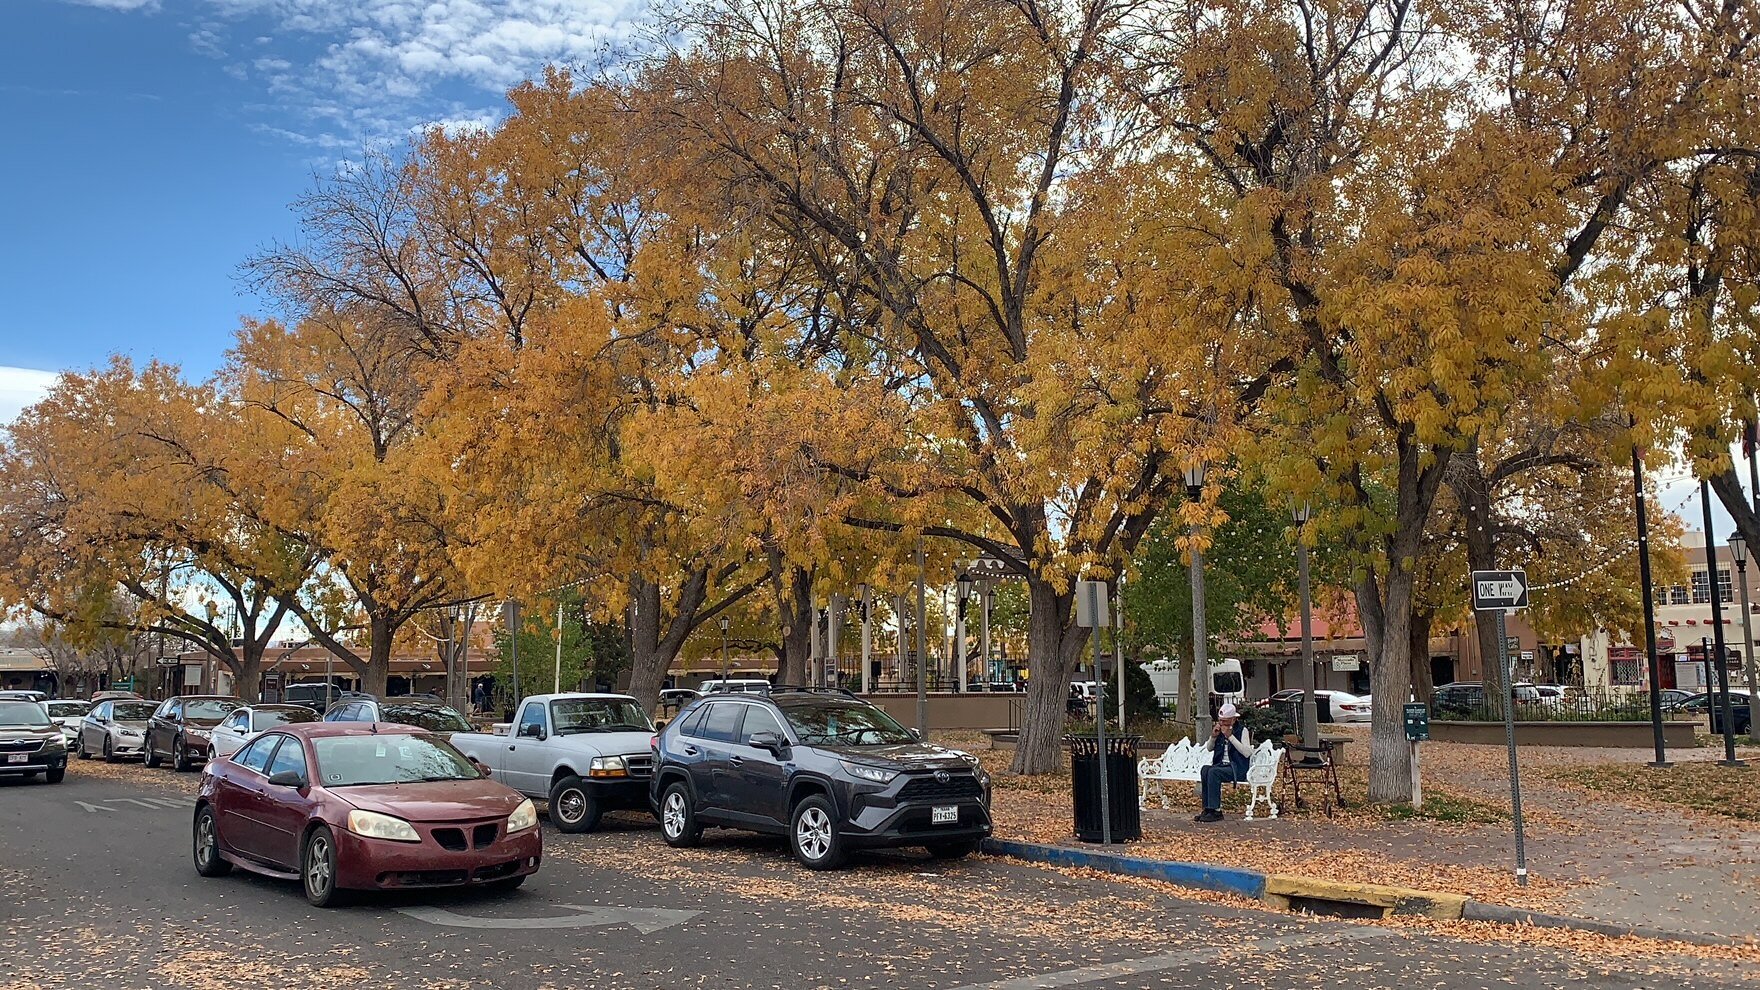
[{"left": 1206, "top": 724, "right": 1252, "bottom": 776}]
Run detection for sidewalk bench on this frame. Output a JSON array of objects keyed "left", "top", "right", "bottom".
[{"left": 1139, "top": 739, "right": 1283, "bottom": 819}]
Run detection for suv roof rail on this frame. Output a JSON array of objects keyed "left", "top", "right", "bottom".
[{"left": 766, "top": 685, "right": 860, "bottom": 698}]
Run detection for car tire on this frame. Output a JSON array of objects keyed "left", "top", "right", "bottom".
[
  {"left": 548, "top": 775, "right": 601, "bottom": 834},
  {"left": 193, "top": 805, "right": 232, "bottom": 878},
  {"left": 789, "top": 794, "right": 846, "bottom": 870},
  {"left": 173, "top": 736, "right": 191, "bottom": 773},
  {"left": 144, "top": 733, "right": 163, "bottom": 769},
  {"left": 104, "top": 736, "right": 118, "bottom": 763},
  {"left": 77, "top": 734, "right": 90, "bottom": 760},
  {"left": 45, "top": 766, "right": 65, "bottom": 784},
  {"left": 302, "top": 825, "right": 348, "bottom": 908},
  {"left": 659, "top": 781, "right": 701, "bottom": 848},
  {"left": 925, "top": 839, "right": 980, "bottom": 860}
]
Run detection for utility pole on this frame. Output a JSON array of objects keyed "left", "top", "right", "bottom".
[{"left": 916, "top": 538, "right": 929, "bottom": 739}]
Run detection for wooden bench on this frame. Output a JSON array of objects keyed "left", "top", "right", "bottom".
[{"left": 1139, "top": 738, "right": 1283, "bottom": 819}]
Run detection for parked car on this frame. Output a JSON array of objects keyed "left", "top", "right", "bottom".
[
  {"left": 77, "top": 698, "right": 157, "bottom": 761},
  {"left": 651, "top": 688, "right": 992, "bottom": 870},
  {"left": 90, "top": 690, "right": 143, "bottom": 703},
  {"left": 1255, "top": 689, "right": 1373, "bottom": 723},
  {"left": 209, "top": 704, "right": 320, "bottom": 760},
  {"left": 43, "top": 700, "right": 90, "bottom": 745},
  {"left": 0, "top": 700, "right": 67, "bottom": 783},
  {"left": 323, "top": 698, "right": 472, "bottom": 739},
  {"left": 144, "top": 696, "right": 242, "bottom": 772},
  {"left": 283, "top": 684, "right": 372, "bottom": 711},
  {"left": 193, "top": 722, "right": 541, "bottom": 906},
  {"left": 1655, "top": 688, "right": 1696, "bottom": 710},
  {"left": 660, "top": 688, "right": 701, "bottom": 706},
  {"left": 699, "top": 678, "right": 773, "bottom": 695},
  {"left": 1431, "top": 681, "right": 1541, "bottom": 717},
  {"left": 1673, "top": 689, "right": 1753, "bottom": 712},
  {"left": 0, "top": 690, "right": 47, "bottom": 704},
  {"left": 451, "top": 693, "right": 656, "bottom": 833}
]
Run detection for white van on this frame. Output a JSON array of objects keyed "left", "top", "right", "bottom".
[
  {"left": 1142, "top": 659, "right": 1246, "bottom": 710},
  {"left": 698, "top": 678, "right": 772, "bottom": 695}
]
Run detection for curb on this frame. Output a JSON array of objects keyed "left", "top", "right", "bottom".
[
  {"left": 1459, "top": 901, "right": 1741, "bottom": 948},
  {"left": 982, "top": 838, "right": 1743, "bottom": 946},
  {"left": 980, "top": 838, "right": 1267, "bottom": 899}
]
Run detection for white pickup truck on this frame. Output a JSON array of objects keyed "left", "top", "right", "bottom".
[{"left": 450, "top": 693, "right": 657, "bottom": 833}]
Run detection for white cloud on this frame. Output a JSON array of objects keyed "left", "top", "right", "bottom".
[
  {"left": 0, "top": 367, "right": 59, "bottom": 431},
  {"left": 68, "top": 0, "right": 651, "bottom": 148}
]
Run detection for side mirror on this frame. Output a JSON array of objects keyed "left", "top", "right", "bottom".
[
  {"left": 519, "top": 723, "right": 546, "bottom": 740},
  {"left": 267, "top": 770, "right": 305, "bottom": 787},
  {"left": 908, "top": 728, "right": 923, "bottom": 742},
  {"left": 468, "top": 758, "right": 491, "bottom": 777},
  {"left": 748, "top": 730, "right": 787, "bottom": 755}
]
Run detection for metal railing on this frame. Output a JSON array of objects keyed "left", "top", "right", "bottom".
[{"left": 1431, "top": 686, "right": 1687, "bottom": 722}]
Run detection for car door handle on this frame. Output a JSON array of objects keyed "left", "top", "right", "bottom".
[
  {"left": 682, "top": 746, "right": 698, "bottom": 756},
  {"left": 729, "top": 755, "right": 744, "bottom": 766}
]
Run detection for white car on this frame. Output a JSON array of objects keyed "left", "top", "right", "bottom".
[
  {"left": 1261, "top": 689, "right": 1373, "bottom": 723},
  {"left": 698, "top": 679, "right": 772, "bottom": 695},
  {"left": 208, "top": 703, "right": 320, "bottom": 760},
  {"left": 43, "top": 700, "right": 90, "bottom": 746}
]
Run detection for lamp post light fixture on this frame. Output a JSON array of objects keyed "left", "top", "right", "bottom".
[
  {"left": 1185, "top": 461, "right": 1212, "bottom": 741},
  {"left": 1293, "top": 502, "right": 1319, "bottom": 751},
  {"left": 718, "top": 614, "right": 731, "bottom": 683},
  {"left": 1729, "top": 533, "right": 1760, "bottom": 709}
]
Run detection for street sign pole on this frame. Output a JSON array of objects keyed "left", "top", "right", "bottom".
[
  {"left": 1496, "top": 607, "right": 1528, "bottom": 886},
  {"left": 1473, "top": 569, "right": 1531, "bottom": 887}
]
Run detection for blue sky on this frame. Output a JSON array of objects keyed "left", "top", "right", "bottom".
[{"left": 0, "top": 0, "right": 643, "bottom": 422}]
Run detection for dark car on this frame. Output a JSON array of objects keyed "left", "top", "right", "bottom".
[
  {"left": 650, "top": 689, "right": 992, "bottom": 870},
  {"left": 324, "top": 698, "right": 473, "bottom": 738},
  {"left": 283, "top": 684, "right": 372, "bottom": 711},
  {"left": 0, "top": 700, "right": 68, "bottom": 784},
  {"left": 193, "top": 722, "right": 540, "bottom": 906},
  {"left": 145, "top": 696, "right": 242, "bottom": 772}
]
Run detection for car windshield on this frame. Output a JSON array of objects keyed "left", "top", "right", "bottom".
[
  {"left": 255, "top": 708, "right": 319, "bottom": 730},
  {"left": 551, "top": 699, "right": 653, "bottom": 734},
  {"left": 113, "top": 702, "right": 156, "bottom": 720},
  {"left": 311, "top": 734, "right": 481, "bottom": 787},
  {"left": 380, "top": 705, "right": 472, "bottom": 733},
  {"left": 184, "top": 699, "right": 241, "bottom": 721},
  {"left": 0, "top": 702, "right": 51, "bottom": 727},
  {"left": 781, "top": 700, "right": 915, "bottom": 746},
  {"left": 47, "top": 701, "right": 89, "bottom": 717}
]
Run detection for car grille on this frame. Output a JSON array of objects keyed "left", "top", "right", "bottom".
[
  {"left": 380, "top": 869, "right": 469, "bottom": 887},
  {"left": 897, "top": 772, "right": 983, "bottom": 802},
  {"left": 473, "top": 823, "right": 499, "bottom": 848},
  {"left": 0, "top": 739, "right": 43, "bottom": 754},
  {"left": 432, "top": 823, "right": 503, "bottom": 851},
  {"left": 433, "top": 827, "right": 469, "bottom": 851},
  {"left": 625, "top": 754, "right": 654, "bottom": 778}
]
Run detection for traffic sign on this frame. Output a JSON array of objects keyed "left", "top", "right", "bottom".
[
  {"left": 1404, "top": 703, "right": 1430, "bottom": 741},
  {"left": 1472, "top": 570, "right": 1529, "bottom": 610},
  {"left": 1074, "top": 580, "right": 1110, "bottom": 628}
]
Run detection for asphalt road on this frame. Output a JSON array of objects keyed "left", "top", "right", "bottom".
[{"left": 0, "top": 760, "right": 1746, "bottom": 990}]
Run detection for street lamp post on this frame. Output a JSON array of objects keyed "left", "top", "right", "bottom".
[
  {"left": 1728, "top": 534, "right": 1760, "bottom": 712},
  {"left": 719, "top": 614, "right": 731, "bottom": 684},
  {"left": 1699, "top": 480, "right": 1744, "bottom": 766},
  {"left": 857, "top": 583, "right": 872, "bottom": 695},
  {"left": 1293, "top": 503, "right": 1320, "bottom": 751},
  {"left": 1631, "top": 430, "right": 1669, "bottom": 767},
  {"left": 956, "top": 574, "right": 973, "bottom": 694},
  {"left": 1185, "top": 462, "right": 1212, "bottom": 741},
  {"left": 916, "top": 537, "right": 929, "bottom": 739}
]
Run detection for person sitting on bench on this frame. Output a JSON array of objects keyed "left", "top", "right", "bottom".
[{"left": 1195, "top": 703, "right": 1253, "bottom": 823}]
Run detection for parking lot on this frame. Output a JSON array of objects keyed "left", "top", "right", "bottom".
[{"left": 0, "top": 760, "right": 1748, "bottom": 990}]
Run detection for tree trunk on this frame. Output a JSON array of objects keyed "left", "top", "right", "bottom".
[
  {"left": 775, "top": 564, "right": 812, "bottom": 685},
  {"left": 1451, "top": 444, "right": 1509, "bottom": 718},
  {"left": 1362, "top": 568, "right": 1416, "bottom": 801},
  {"left": 1008, "top": 576, "right": 1089, "bottom": 774},
  {"left": 1409, "top": 608, "right": 1436, "bottom": 703},
  {"left": 362, "top": 615, "right": 393, "bottom": 697},
  {"left": 626, "top": 570, "right": 713, "bottom": 713}
]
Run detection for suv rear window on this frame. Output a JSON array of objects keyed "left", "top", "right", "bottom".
[{"left": 697, "top": 703, "right": 744, "bottom": 742}]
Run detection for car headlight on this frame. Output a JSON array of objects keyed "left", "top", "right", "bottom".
[
  {"left": 346, "top": 810, "right": 421, "bottom": 843},
  {"left": 41, "top": 736, "right": 66, "bottom": 753},
  {"left": 507, "top": 798, "right": 537, "bottom": 833},
  {"left": 588, "top": 756, "right": 628, "bottom": 778},
  {"left": 840, "top": 761, "right": 898, "bottom": 785},
  {"left": 118, "top": 728, "right": 143, "bottom": 739},
  {"left": 186, "top": 728, "right": 210, "bottom": 741}
]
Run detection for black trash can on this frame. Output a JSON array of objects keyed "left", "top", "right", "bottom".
[{"left": 1065, "top": 734, "right": 1141, "bottom": 843}]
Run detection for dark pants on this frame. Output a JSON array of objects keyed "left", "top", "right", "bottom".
[{"left": 1199, "top": 763, "right": 1240, "bottom": 811}]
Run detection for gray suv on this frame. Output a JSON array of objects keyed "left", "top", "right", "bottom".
[{"left": 650, "top": 689, "right": 991, "bottom": 869}]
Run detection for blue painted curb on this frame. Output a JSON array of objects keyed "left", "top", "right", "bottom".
[{"left": 982, "top": 837, "right": 1267, "bottom": 900}]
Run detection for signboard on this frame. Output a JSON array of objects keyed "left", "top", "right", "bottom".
[
  {"left": 154, "top": 656, "right": 180, "bottom": 667},
  {"left": 1404, "top": 702, "right": 1430, "bottom": 741},
  {"left": 1330, "top": 655, "right": 1361, "bottom": 672},
  {"left": 1520, "top": 651, "right": 1534, "bottom": 661},
  {"left": 1472, "top": 570, "right": 1530, "bottom": 610},
  {"left": 1506, "top": 636, "right": 1521, "bottom": 653},
  {"left": 1074, "top": 580, "right": 1110, "bottom": 629}
]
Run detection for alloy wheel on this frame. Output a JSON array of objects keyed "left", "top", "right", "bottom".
[
  {"left": 196, "top": 814, "right": 216, "bottom": 866},
  {"left": 796, "top": 806, "right": 832, "bottom": 861},
  {"left": 306, "top": 835, "right": 332, "bottom": 899},
  {"left": 662, "top": 791, "right": 687, "bottom": 838}
]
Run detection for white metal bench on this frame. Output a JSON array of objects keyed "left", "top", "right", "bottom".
[{"left": 1139, "top": 738, "right": 1282, "bottom": 819}]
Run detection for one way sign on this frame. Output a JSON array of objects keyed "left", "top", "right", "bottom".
[{"left": 1472, "top": 570, "right": 1530, "bottom": 611}]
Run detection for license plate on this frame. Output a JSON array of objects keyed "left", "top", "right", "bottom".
[
  {"left": 931, "top": 806, "right": 958, "bottom": 824},
  {"left": 6, "top": 754, "right": 27, "bottom": 763}
]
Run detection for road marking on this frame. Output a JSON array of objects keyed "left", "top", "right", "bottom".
[
  {"left": 396, "top": 903, "right": 700, "bottom": 935},
  {"left": 73, "top": 795, "right": 197, "bottom": 813},
  {"left": 945, "top": 927, "right": 1391, "bottom": 990}
]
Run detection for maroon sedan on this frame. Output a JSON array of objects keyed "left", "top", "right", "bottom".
[{"left": 193, "top": 723, "right": 541, "bottom": 906}]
